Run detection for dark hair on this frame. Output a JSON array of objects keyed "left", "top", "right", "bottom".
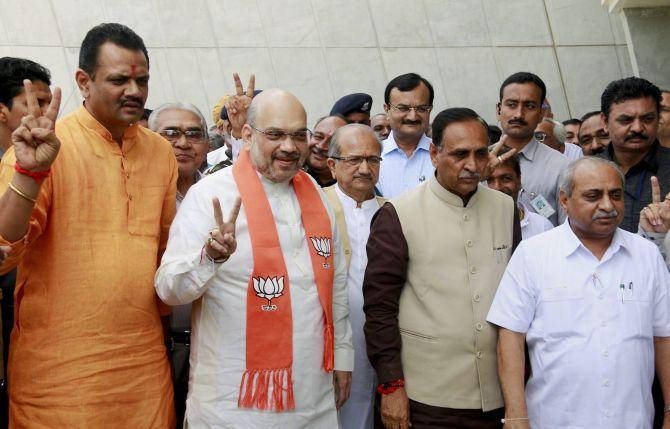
[
  {"left": 600, "top": 76, "right": 661, "bottom": 119},
  {"left": 563, "top": 118, "right": 582, "bottom": 126},
  {"left": 142, "top": 108, "right": 152, "bottom": 121},
  {"left": 498, "top": 148, "right": 521, "bottom": 178},
  {"left": 0, "top": 57, "right": 51, "bottom": 108},
  {"left": 384, "top": 73, "right": 434, "bottom": 105},
  {"left": 79, "top": 23, "right": 149, "bottom": 77},
  {"left": 487, "top": 124, "right": 502, "bottom": 145},
  {"left": 432, "top": 108, "right": 488, "bottom": 149},
  {"left": 499, "top": 72, "right": 546, "bottom": 104},
  {"left": 580, "top": 110, "right": 601, "bottom": 123}
]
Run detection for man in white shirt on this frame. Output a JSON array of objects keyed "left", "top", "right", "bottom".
[
  {"left": 148, "top": 102, "right": 210, "bottom": 428},
  {"left": 155, "top": 89, "right": 354, "bottom": 428},
  {"left": 323, "top": 124, "right": 384, "bottom": 429},
  {"left": 486, "top": 152, "right": 553, "bottom": 240},
  {"left": 377, "top": 73, "right": 435, "bottom": 198},
  {"left": 487, "top": 157, "right": 670, "bottom": 429}
]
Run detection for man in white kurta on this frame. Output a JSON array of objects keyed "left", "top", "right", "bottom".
[
  {"left": 324, "top": 124, "right": 385, "bottom": 429},
  {"left": 155, "top": 89, "right": 354, "bottom": 428}
]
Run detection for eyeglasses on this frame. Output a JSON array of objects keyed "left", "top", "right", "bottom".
[
  {"left": 249, "top": 125, "right": 312, "bottom": 143},
  {"left": 534, "top": 131, "right": 546, "bottom": 142},
  {"left": 387, "top": 103, "right": 432, "bottom": 114},
  {"left": 160, "top": 128, "right": 206, "bottom": 144},
  {"left": 331, "top": 155, "right": 382, "bottom": 167}
]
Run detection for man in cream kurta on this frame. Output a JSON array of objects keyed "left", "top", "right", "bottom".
[
  {"left": 155, "top": 89, "right": 354, "bottom": 428},
  {"left": 324, "top": 124, "right": 385, "bottom": 429},
  {"left": 364, "top": 108, "right": 520, "bottom": 429}
]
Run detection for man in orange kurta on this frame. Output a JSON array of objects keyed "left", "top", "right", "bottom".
[{"left": 0, "top": 23, "right": 176, "bottom": 428}]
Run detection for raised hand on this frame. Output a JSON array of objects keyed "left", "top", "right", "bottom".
[
  {"left": 12, "top": 80, "right": 62, "bottom": 172},
  {"left": 226, "top": 73, "right": 255, "bottom": 139},
  {"left": 639, "top": 176, "right": 670, "bottom": 233},
  {"left": 205, "top": 196, "right": 242, "bottom": 261},
  {"left": 482, "top": 135, "right": 517, "bottom": 180}
]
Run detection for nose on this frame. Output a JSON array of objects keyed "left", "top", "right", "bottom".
[
  {"left": 358, "top": 158, "right": 371, "bottom": 174},
  {"left": 279, "top": 134, "right": 299, "bottom": 153},
  {"left": 599, "top": 194, "right": 615, "bottom": 212},
  {"left": 173, "top": 133, "right": 190, "bottom": 148},
  {"left": 464, "top": 153, "right": 477, "bottom": 172},
  {"left": 125, "top": 79, "right": 141, "bottom": 97},
  {"left": 630, "top": 118, "right": 643, "bottom": 132}
]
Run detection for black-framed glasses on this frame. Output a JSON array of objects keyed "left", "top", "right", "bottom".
[
  {"left": 331, "top": 155, "right": 382, "bottom": 167},
  {"left": 534, "top": 131, "right": 546, "bottom": 142},
  {"left": 249, "top": 125, "right": 312, "bottom": 143},
  {"left": 160, "top": 128, "right": 207, "bottom": 144},
  {"left": 388, "top": 103, "right": 432, "bottom": 114}
]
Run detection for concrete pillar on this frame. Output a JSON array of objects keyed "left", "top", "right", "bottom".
[{"left": 602, "top": 0, "right": 670, "bottom": 88}]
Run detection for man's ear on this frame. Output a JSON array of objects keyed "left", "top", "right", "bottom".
[
  {"left": 429, "top": 142, "right": 439, "bottom": 168},
  {"left": 559, "top": 189, "right": 569, "bottom": 214},
  {"left": 0, "top": 103, "right": 9, "bottom": 124},
  {"left": 600, "top": 112, "right": 609, "bottom": 134},
  {"left": 327, "top": 158, "right": 337, "bottom": 178},
  {"left": 75, "top": 68, "right": 92, "bottom": 99}
]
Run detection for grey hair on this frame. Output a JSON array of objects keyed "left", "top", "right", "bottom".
[
  {"left": 543, "top": 118, "right": 566, "bottom": 144},
  {"left": 148, "top": 102, "right": 209, "bottom": 138},
  {"left": 558, "top": 157, "right": 625, "bottom": 197},
  {"left": 328, "top": 124, "right": 381, "bottom": 158}
]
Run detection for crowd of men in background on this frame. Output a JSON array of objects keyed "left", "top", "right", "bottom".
[{"left": 0, "top": 22, "right": 669, "bottom": 429}]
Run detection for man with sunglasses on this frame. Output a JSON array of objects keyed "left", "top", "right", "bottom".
[
  {"left": 155, "top": 88, "right": 354, "bottom": 428},
  {"left": 377, "top": 73, "right": 435, "bottom": 198}
]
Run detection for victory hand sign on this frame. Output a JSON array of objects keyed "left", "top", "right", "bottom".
[
  {"left": 205, "top": 196, "right": 242, "bottom": 262},
  {"left": 226, "top": 73, "right": 255, "bottom": 139},
  {"left": 12, "top": 80, "right": 62, "bottom": 172}
]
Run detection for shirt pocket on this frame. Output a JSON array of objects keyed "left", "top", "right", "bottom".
[
  {"left": 128, "top": 185, "right": 166, "bottom": 237},
  {"left": 538, "top": 285, "right": 585, "bottom": 337},
  {"left": 621, "top": 282, "right": 653, "bottom": 340}
]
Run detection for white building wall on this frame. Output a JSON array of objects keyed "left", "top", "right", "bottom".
[{"left": 0, "top": 0, "right": 632, "bottom": 126}]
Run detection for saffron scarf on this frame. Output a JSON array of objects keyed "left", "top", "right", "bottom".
[{"left": 232, "top": 149, "right": 335, "bottom": 412}]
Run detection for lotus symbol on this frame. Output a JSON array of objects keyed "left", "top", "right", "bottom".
[
  {"left": 253, "top": 276, "right": 284, "bottom": 311},
  {"left": 310, "top": 237, "right": 331, "bottom": 268}
]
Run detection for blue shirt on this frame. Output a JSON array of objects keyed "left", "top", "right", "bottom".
[{"left": 377, "top": 131, "right": 434, "bottom": 198}]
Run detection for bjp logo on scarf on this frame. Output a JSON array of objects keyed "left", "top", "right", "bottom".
[
  {"left": 310, "top": 237, "right": 331, "bottom": 268},
  {"left": 253, "top": 276, "right": 285, "bottom": 311}
]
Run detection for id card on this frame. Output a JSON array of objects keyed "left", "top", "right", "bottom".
[{"left": 530, "top": 194, "right": 556, "bottom": 218}]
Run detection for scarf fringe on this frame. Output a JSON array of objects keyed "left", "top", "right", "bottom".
[
  {"left": 323, "top": 324, "right": 334, "bottom": 372},
  {"left": 238, "top": 367, "right": 295, "bottom": 412}
]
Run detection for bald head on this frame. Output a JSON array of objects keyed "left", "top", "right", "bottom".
[
  {"left": 328, "top": 123, "right": 381, "bottom": 158},
  {"left": 247, "top": 88, "right": 306, "bottom": 129}
]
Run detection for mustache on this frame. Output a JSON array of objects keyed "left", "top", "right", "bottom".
[
  {"left": 402, "top": 119, "right": 422, "bottom": 126},
  {"left": 353, "top": 173, "right": 373, "bottom": 180},
  {"left": 273, "top": 151, "right": 300, "bottom": 161},
  {"left": 508, "top": 119, "right": 527, "bottom": 126},
  {"left": 624, "top": 131, "right": 648, "bottom": 142},
  {"left": 592, "top": 209, "right": 618, "bottom": 220},
  {"left": 458, "top": 171, "right": 480, "bottom": 180},
  {"left": 120, "top": 97, "right": 143, "bottom": 107},
  {"left": 310, "top": 147, "right": 328, "bottom": 157}
]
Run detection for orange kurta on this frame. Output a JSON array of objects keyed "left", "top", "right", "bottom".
[{"left": 0, "top": 106, "right": 177, "bottom": 428}]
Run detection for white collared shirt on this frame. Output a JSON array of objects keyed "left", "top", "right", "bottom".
[
  {"left": 155, "top": 168, "right": 353, "bottom": 428},
  {"left": 334, "top": 185, "right": 380, "bottom": 429},
  {"left": 377, "top": 131, "right": 434, "bottom": 198},
  {"left": 519, "top": 205, "right": 553, "bottom": 240},
  {"left": 487, "top": 221, "right": 670, "bottom": 429},
  {"left": 563, "top": 142, "right": 584, "bottom": 161}
]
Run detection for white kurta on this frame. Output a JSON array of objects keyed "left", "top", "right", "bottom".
[
  {"left": 155, "top": 167, "right": 354, "bottom": 429},
  {"left": 334, "top": 186, "right": 379, "bottom": 429}
]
